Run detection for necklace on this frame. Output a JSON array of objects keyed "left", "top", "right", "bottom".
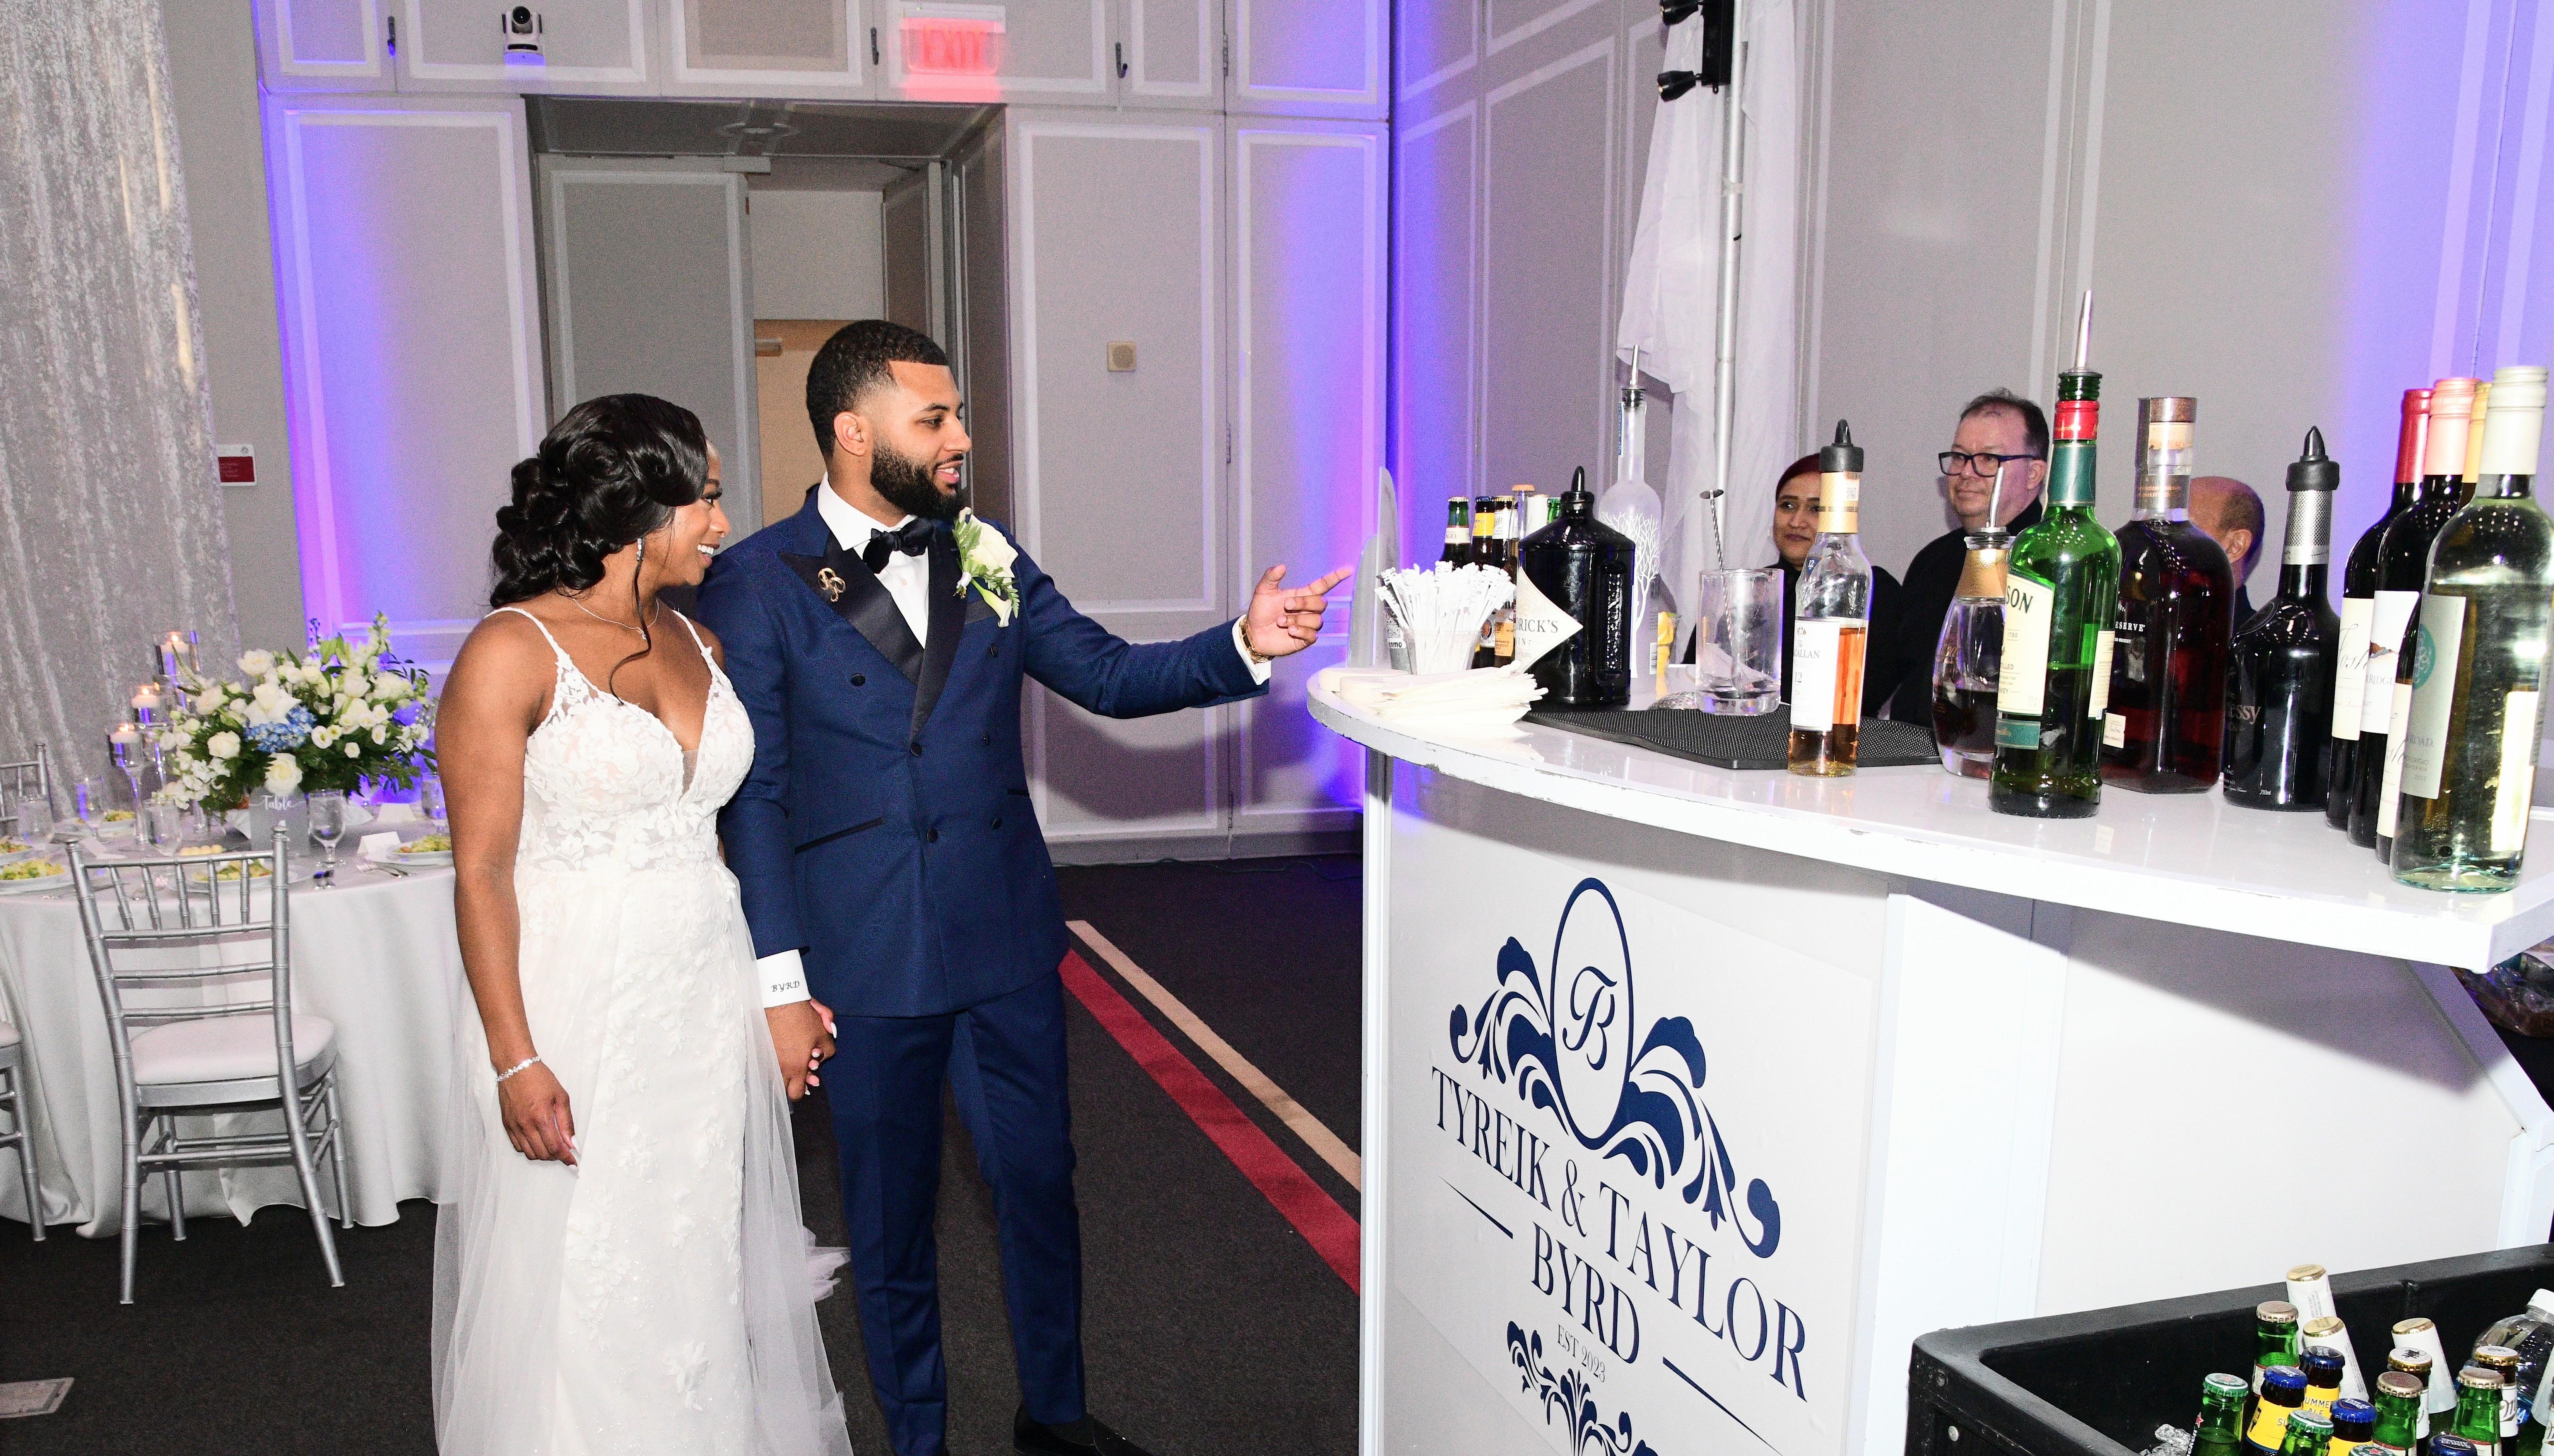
[{"left": 559, "top": 591, "right": 656, "bottom": 634}]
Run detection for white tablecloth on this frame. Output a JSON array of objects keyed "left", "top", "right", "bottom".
[{"left": 0, "top": 861, "right": 463, "bottom": 1237}]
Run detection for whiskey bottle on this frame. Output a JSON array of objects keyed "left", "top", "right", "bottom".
[
  {"left": 2328, "top": 389, "right": 2431, "bottom": 829},
  {"left": 2223, "top": 428, "right": 2342, "bottom": 808},
  {"left": 1993, "top": 293, "right": 2120, "bottom": 818},
  {"left": 2392, "top": 366, "right": 2552, "bottom": 892},
  {"left": 1518, "top": 467, "right": 1635, "bottom": 707},
  {"left": 2102, "top": 396, "right": 2235, "bottom": 792},
  {"left": 2358, "top": 378, "right": 2481, "bottom": 849},
  {"left": 1790, "top": 421, "right": 1875, "bottom": 776}
]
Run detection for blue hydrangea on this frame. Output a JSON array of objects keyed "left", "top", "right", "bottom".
[{"left": 245, "top": 705, "right": 315, "bottom": 753}]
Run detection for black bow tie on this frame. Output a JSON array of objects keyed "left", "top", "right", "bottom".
[{"left": 860, "top": 520, "right": 935, "bottom": 574}]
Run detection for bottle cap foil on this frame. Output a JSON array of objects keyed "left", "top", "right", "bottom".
[
  {"left": 2424, "top": 378, "right": 2480, "bottom": 479},
  {"left": 2480, "top": 365, "right": 2547, "bottom": 478}
]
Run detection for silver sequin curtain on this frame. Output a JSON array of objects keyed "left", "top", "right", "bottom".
[{"left": 0, "top": 0, "right": 241, "bottom": 782}]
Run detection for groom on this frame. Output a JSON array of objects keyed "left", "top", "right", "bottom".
[{"left": 701, "top": 320, "right": 1344, "bottom": 1456}]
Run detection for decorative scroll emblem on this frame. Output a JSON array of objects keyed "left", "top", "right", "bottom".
[
  {"left": 817, "top": 567, "right": 848, "bottom": 602},
  {"left": 1449, "top": 878, "right": 1782, "bottom": 1258},
  {"left": 1508, "top": 1323, "right": 1659, "bottom": 1456}
]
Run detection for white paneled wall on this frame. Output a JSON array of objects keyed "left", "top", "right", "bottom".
[{"left": 260, "top": 93, "right": 547, "bottom": 671}]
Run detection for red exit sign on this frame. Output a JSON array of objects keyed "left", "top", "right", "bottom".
[{"left": 901, "top": 4, "right": 1005, "bottom": 75}]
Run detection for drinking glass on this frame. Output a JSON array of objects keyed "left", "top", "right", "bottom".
[
  {"left": 418, "top": 776, "right": 447, "bottom": 825},
  {"left": 146, "top": 796, "right": 188, "bottom": 851},
  {"left": 309, "top": 790, "right": 347, "bottom": 886},
  {"left": 1659, "top": 567, "right": 1785, "bottom": 714},
  {"left": 69, "top": 776, "right": 107, "bottom": 836},
  {"left": 14, "top": 785, "right": 54, "bottom": 844}
]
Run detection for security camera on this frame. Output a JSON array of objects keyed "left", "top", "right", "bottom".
[{"left": 501, "top": 6, "right": 544, "bottom": 60}]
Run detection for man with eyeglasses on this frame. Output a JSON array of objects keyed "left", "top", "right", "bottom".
[{"left": 1881, "top": 389, "right": 2050, "bottom": 723}]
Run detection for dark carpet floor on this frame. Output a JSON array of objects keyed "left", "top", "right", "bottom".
[{"left": 0, "top": 854, "right": 1363, "bottom": 1456}]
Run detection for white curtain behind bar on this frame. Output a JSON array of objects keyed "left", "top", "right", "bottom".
[
  {"left": 1618, "top": 0, "right": 1801, "bottom": 629},
  {"left": 0, "top": 0, "right": 239, "bottom": 777}
]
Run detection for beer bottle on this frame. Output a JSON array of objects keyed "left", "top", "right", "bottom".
[
  {"left": 2455, "top": 1367, "right": 2508, "bottom": 1456},
  {"left": 2257, "top": 1302, "right": 2305, "bottom": 1392},
  {"left": 2372, "top": 1371, "right": 2427, "bottom": 1453},
  {"left": 2330, "top": 1398, "right": 2376, "bottom": 1456},
  {"left": 1439, "top": 497, "right": 1475, "bottom": 567},
  {"left": 2304, "top": 1348, "right": 2348, "bottom": 1420},
  {"left": 2253, "top": 1368, "right": 2311, "bottom": 1454},
  {"left": 2195, "top": 1373, "right": 2250, "bottom": 1456},
  {"left": 2285, "top": 1411, "right": 2336, "bottom": 1456},
  {"left": 2472, "top": 1347, "right": 2524, "bottom": 1447},
  {"left": 1470, "top": 498, "right": 1501, "bottom": 666}
]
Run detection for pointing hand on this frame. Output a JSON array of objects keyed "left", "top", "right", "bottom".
[{"left": 1244, "top": 564, "right": 1354, "bottom": 660}]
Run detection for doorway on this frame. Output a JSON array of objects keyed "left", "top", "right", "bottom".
[{"left": 525, "top": 97, "right": 1010, "bottom": 535}]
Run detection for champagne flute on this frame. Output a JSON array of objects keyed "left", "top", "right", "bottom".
[{"left": 309, "top": 790, "right": 347, "bottom": 887}]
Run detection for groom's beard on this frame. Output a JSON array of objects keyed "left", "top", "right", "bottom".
[{"left": 871, "top": 441, "right": 963, "bottom": 523}]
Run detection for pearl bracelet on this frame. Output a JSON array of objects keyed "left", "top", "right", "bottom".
[{"left": 493, "top": 1055, "right": 543, "bottom": 1084}]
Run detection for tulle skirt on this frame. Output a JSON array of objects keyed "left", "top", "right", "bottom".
[{"left": 431, "top": 861, "right": 853, "bottom": 1456}]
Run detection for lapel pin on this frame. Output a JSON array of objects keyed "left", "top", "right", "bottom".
[{"left": 817, "top": 567, "right": 846, "bottom": 602}]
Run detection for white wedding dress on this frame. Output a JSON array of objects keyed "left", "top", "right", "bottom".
[{"left": 432, "top": 608, "right": 852, "bottom": 1456}]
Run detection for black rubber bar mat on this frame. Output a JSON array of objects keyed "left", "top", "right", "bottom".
[{"left": 1523, "top": 704, "right": 1941, "bottom": 771}]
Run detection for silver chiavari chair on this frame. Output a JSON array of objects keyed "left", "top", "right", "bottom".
[
  {"left": 0, "top": 742, "right": 53, "bottom": 836},
  {"left": 70, "top": 827, "right": 350, "bottom": 1303},
  {"left": 0, "top": 1015, "right": 38, "bottom": 1240}
]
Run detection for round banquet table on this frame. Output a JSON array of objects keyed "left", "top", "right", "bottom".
[{"left": 0, "top": 856, "right": 462, "bottom": 1239}]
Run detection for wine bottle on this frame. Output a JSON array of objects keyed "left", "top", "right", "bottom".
[
  {"left": 1439, "top": 497, "right": 1475, "bottom": 568},
  {"left": 1790, "top": 421, "right": 1875, "bottom": 776},
  {"left": 2103, "top": 396, "right": 2236, "bottom": 791},
  {"left": 2327, "top": 389, "right": 2430, "bottom": 829},
  {"left": 1518, "top": 467, "right": 1636, "bottom": 707},
  {"left": 1993, "top": 292, "right": 2121, "bottom": 818},
  {"left": 2224, "top": 428, "right": 2342, "bottom": 808},
  {"left": 2356, "top": 378, "right": 2480, "bottom": 851},
  {"left": 2390, "top": 366, "right": 2551, "bottom": 892}
]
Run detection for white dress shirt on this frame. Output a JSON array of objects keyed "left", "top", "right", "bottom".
[{"left": 755, "top": 480, "right": 1271, "bottom": 1008}]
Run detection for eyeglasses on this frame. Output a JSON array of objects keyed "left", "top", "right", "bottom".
[{"left": 1939, "top": 451, "right": 2041, "bottom": 478}]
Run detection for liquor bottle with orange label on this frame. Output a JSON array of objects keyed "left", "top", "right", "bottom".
[{"left": 1789, "top": 421, "right": 1875, "bottom": 775}]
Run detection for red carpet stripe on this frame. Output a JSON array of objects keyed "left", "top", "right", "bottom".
[{"left": 1059, "top": 950, "right": 1362, "bottom": 1291}]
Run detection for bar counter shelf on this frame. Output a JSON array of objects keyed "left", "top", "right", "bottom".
[{"left": 1315, "top": 669, "right": 2554, "bottom": 1456}]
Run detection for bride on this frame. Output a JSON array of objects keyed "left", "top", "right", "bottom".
[{"left": 431, "top": 394, "right": 854, "bottom": 1454}]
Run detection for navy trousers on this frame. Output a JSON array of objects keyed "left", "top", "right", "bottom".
[{"left": 829, "top": 971, "right": 1087, "bottom": 1456}]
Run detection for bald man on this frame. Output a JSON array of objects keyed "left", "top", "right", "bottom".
[{"left": 2190, "top": 475, "right": 2265, "bottom": 624}]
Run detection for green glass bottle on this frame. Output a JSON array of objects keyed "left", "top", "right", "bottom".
[
  {"left": 2390, "top": 367, "right": 2553, "bottom": 892},
  {"left": 2457, "top": 1366, "right": 2509, "bottom": 1456},
  {"left": 2254, "top": 1301, "right": 2306, "bottom": 1393},
  {"left": 2196, "top": 1372, "right": 2250, "bottom": 1456},
  {"left": 2286, "top": 1410, "right": 2338, "bottom": 1456},
  {"left": 2372, "top": 1371, "right": 2427, "bottom": 1453},
  {"left": 1993, "top": 294, "right": 2122, "bottom": 817}
]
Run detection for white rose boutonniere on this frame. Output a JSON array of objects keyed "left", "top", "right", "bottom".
[{"left": 951, "top": 509, "right": 1020, "bottom": 626}]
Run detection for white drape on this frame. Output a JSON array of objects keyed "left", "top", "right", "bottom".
[
  {"left": 0, "top": 0, "right": 241, "bottom": 774},
  {"left": 1616, "top": 0, "right": 1802, "bottom": 624}
]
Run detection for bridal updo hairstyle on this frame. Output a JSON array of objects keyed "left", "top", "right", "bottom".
[{"left": 490, "top": 393, "right": 709, "bottom": 687}]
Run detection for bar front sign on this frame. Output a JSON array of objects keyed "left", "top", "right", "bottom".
[{"left": 1392, "top": 801, "right": 1873, "bottom": 1456}]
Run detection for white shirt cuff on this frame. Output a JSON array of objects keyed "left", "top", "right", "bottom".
[
  {"left": 1233, "top": 617, "right": 1275, "bottom": 684},
  {"left": 756, "top": 950, "right": 810, "bottom": 1008}
]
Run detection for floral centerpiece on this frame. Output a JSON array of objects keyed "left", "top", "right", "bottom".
[{"left": 155, "top": 615, "right": 435, "bottom": 810}]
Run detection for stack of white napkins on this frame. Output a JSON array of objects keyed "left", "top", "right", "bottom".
[{"left": 1317, "top": 664, "right": 1544, "bottom": 734}]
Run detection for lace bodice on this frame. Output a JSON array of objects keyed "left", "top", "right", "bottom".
[{"left": 497, "top": 607, "right": 754, "bottom": 875}]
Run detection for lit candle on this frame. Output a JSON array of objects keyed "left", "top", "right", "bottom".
[
  {"left": 110, "top": 723, "right": 140, "bottom": 745},
  {"left": 131, "top": 684, "right": 162, "bottom": 712}
]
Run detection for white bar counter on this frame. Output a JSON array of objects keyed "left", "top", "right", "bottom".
[{"left": 1316, "top": 673, "right": 2554, "bottom": 1456}]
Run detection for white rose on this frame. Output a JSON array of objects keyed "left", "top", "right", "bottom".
[
  {"left": 264, "top": 756, "right": 303, "bottom": 793},
  {"left": 344, "top": 742, "right": 361, "bottom": 758},
  {"left": 208, "top": 731, "right": 241, "bottom": 760},
  {"left": 238, "top": 649, "right": 276, "bottom": 677}
]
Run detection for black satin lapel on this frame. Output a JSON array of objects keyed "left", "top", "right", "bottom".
[
  {"left": 781, "top": 546, "right": 924, "bottom": 682},
  {"left": 914, "top": 531, "right": 964, "bottom": 730}
]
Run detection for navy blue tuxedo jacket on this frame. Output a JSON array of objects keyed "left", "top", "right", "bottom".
[{"left": 700, "top": 493, "right": 1266, "bottom": 1018}]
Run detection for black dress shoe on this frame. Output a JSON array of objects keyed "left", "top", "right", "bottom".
[{"left": 1014, "top": 1405, "right": 1158, "bottom": 1456}]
